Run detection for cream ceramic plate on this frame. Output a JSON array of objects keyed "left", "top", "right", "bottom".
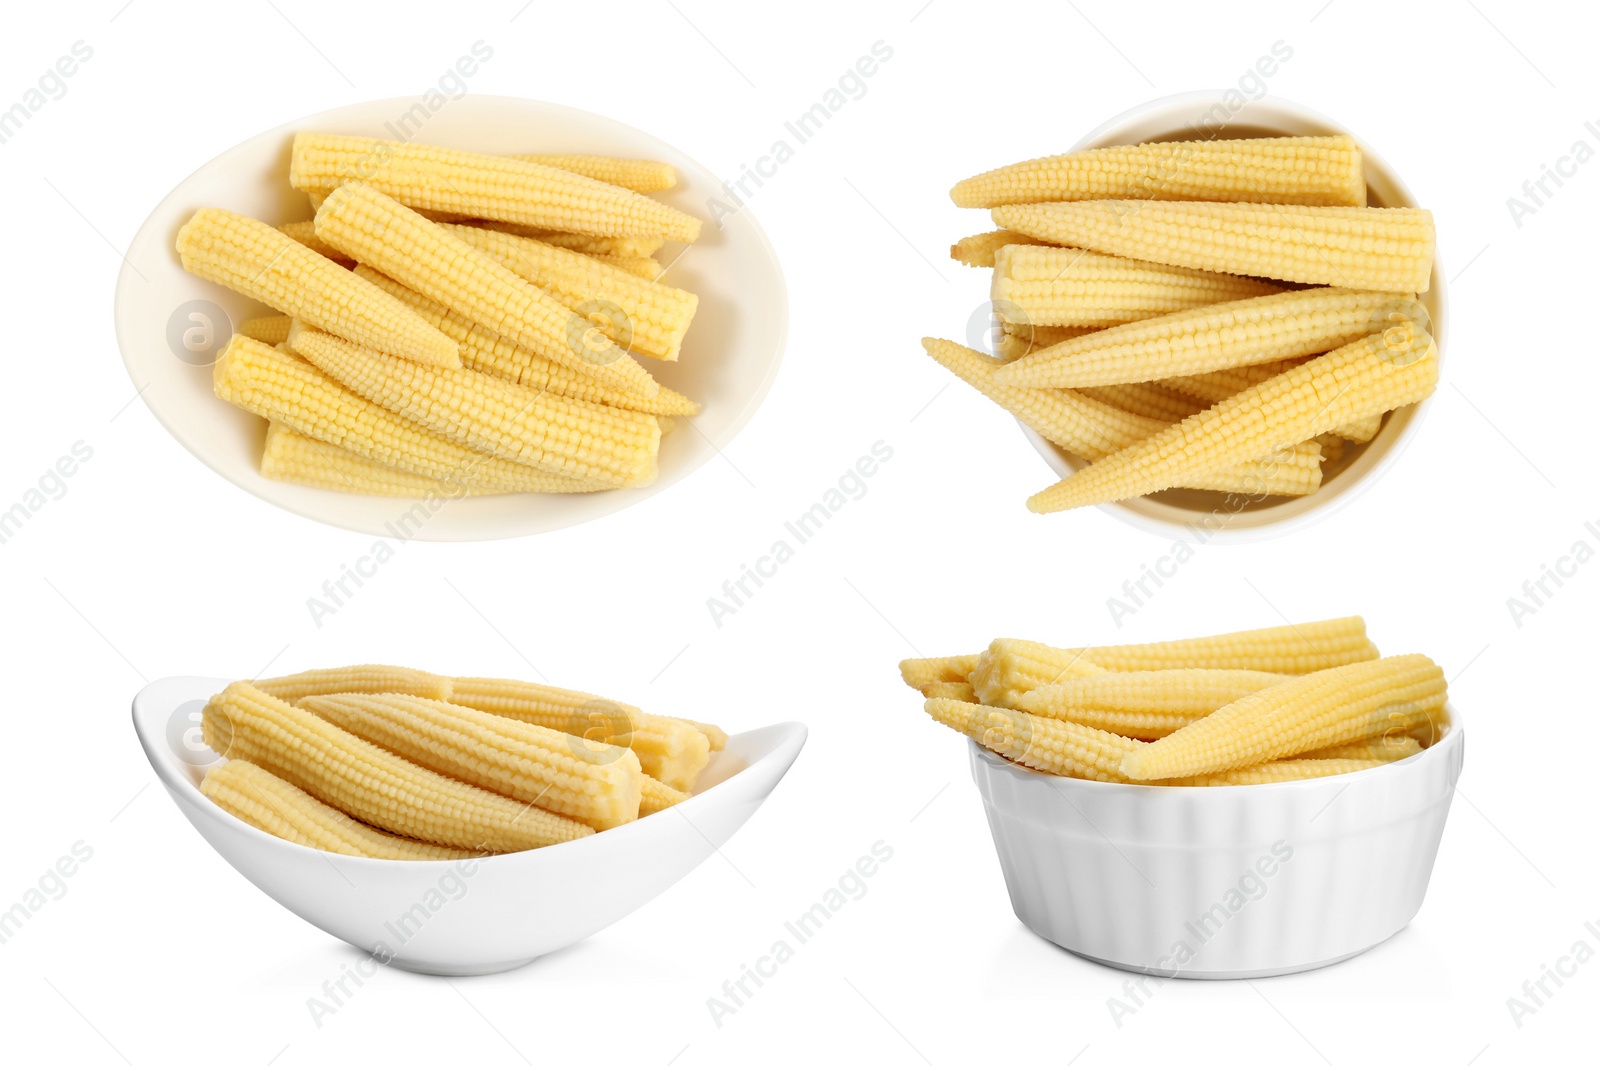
[
  {"left": 133, "top": 675, "right": 806, "bottom": 975},
  {"left": 1014, "top": 93, "right": 1447, "bottom": 540},
  {"left": 114, "top": 96, "right": 788, "bottom": 540}
]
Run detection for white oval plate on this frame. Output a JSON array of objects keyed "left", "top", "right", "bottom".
[
  {"left": 133, "top": 675, "right": 807, "bottom": 975},
  {"left": 114, "top": 96, "right": 788, "bottom": 541},
  {"left": 1013, "top": 92, "right": 1447, "bottom": 541}
]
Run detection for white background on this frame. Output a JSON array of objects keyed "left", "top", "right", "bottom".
[{"left": 1, "top": 1, "right": 1595, "bottom": 1063}]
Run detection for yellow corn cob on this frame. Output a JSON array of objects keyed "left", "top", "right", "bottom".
[
  {"left": 920, "top": 339, "right": 1323, "bottom": 497},
  {"left": 1160, "top": 362, "right": 1378, "bottom": 444},
  {"left": 445, "top": 224, "right": 697, "bottom": 361},
  {"left": 1080, "top": 383, "right": 1203, "bottom": 424},
  {"left": 630, "top": 714, "right": 712, "bottom": 791},
  {"left": 640, "top": 775, "right": 689, "bottom": 815},
  {"left": 261, "top": 422, "right": 518, "bottom": 497},
  {"left": 899, "top": 654, "right": 981, "bottom": 694},
  {"left": 953, "top": 136, "right": 1366, "bottom": 209},
  {"left": 1301, "top": 735, "right": 1423, "bottom": 761},
  {"left": 255, "top": 664, "right": 452, "bottom": 703},
  {"left": 202, "top": 683, "right": 592, "bottom": 851},
  {"left": 175, "top": 208, "right": 461, "bottom": 367},
  {"left": 315, "top": 184, "right": 661, "bottom": 397},
  {"left": 449, "top": 677, "right": 646, "bottom": 735},
  {"left": 992, "top": 246, "right": 1282, "bottom": 330},
  {"left": 355, "top": 267, "right": 698, "bottom": 417},
  {"left": 1318, "top": 433, "right": 1347, "bottom": 465},
  {"left": 975, "top": 618, "right": 1376, "bottom": 707},
  {"left": 993, "top": 201, "right": 1434, "bottom": 293},
  {"left": 668, "top": 717, "right": 728, "bottom": 752},
  {"left": 278, "top": 219, "right": 353, "bottom": 264},
  {"left": 202, "top": 759, "right": 474, "bottom": 859},
  {"left": 509, "top": 153, "right": 677, "bottom": 193},
  {"left": 950, "top": 229, "right": 1050, "bottom": 268},
  {"left": 1168, "top": 758, "right": 1386, "bottom": 786},
  {"left": 474, "top": 224, "right": 665, "bottom": 258},
  {"left": 289, "top": 325, "right": 660, "bottom": 488},
  {"left": 301, "top": 693, "right": 643, "bottom": 831},
  {"left": 1121, "top": 654, "right": 1447, "bottom": 780},
  {"left": 592, "top": 254, "right": 665, "bottom": 280},
  {"left": 996, "top": 325, "right": 1098, "bottom": 362},
  {"left": 924, "top": 698, "right": 1139, "bottom": 782},
  {"left": 309, "top": 187, "right": 464, "bottom": 223},
  {"left": 1014, "top": 668, "right": 1289, "bottom": 740},
  {"left": 995, "top": 288, "right": 1423, "bottom": 389},
  {"left": 291, "top": 134, "right": 701, "bottom": 240},
  {"left": 238, "top": 314, "right": 293, "bottom": 344},
  {"left": 923, "top": 681, "right": 977, "bottom": 702},
  {"left": 215, "top": 337, "right": 604, "bottom": 493},
  {"left": 1028, "top": 322, "right": 1437, "bottom": 512}
]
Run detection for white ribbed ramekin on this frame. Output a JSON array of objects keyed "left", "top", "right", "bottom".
[{"left": 969, "top": 714, "right": 1464, "bottom": 978}]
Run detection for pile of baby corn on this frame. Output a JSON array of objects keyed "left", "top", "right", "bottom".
[
  {"left": 901, "top": 617, "right": 1449, "bottom": 785},
  {"left": 176, "top": 134, "right": 705, "bottom": 497},
  {"left": 198, "top": 666, "right": 727, "bottom": 859},
  {"left": 928, "top": 135, "right": 1440, "bottom": 513}
]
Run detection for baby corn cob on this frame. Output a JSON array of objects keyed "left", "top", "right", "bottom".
[
  {"left": 924, "top": 698, "right": 1139, "bottom": 782},
  {"left": 445, "top": 224, "right": 698, "bottom": 361},
  {"left": 950, "top": 229, "right": 1050, "bottom": 268},
  {"left": 899, "top": 654, "right": 981, "bottom": 694},
  {"left": 175, "top": 208, "right": 460, "bottom": 367},
  {"left": 1080, "top": 383, "right": 1203, "bottom": 424},
  {"left": 255, "top": 664, "right": 452, "bottom": 703},
  {"left": 992, "top": 246, "right": 1282, "bottom": 329},
  {"left": 356, "top": 267, "right": 698, "bottom": 417},
  {"left": 995, "top": 323, "right": 1097, "bottom": 362},
  {"left": 261, "top": 423, "right": 514, "bottom": 497},
  {"left": 202, "top": 682, "right": 592, "bottom": 851},
  {"left": 1169, "top": 758, "right": 1386, "bottom": 786},
  {"left": 631, "top": 715, "right": 712, "bottom": 792},
  {"left": 509, "top": 153, "right": 677, "bottom": 193},
  {"left": 301, "top": 693, "right": 644, "bottom": 831},
  {"left": 1014, "top": 668, "right": 1290, "bottom": 740},
  {"left": 202, "top": 759, "right": 473, "bottom": 860},
  {"left": 640, "top": 775, "right": 689, "bottom": 815},
  {"left": 238, "top": 314, "right": 293, "bottom": 344},
  {"left": 475, "top": 225, "right": 665, "bottom": 258},
  {"left": 215, "top": 337, "right": 604, "bottom": 493},
  {"left": 449, "top": 677, "right": 646, "bottom": 735},
  {"left": 1120, "top": 654, "right": 1447, "bottom": 780},
  {"left": 920, "top": 339, "right": 1323, "bottom": 497},
  {"left": 1159, "top": 361, "right": 1378, "bottom": 444},
  {"left": 995, "top": 289, "right": 1423, "bottom": 389},
  {"left": 315, "top": 184, "right": 660, "bottom": 397},
  {"left": 289, "top": 325, "right": 661, "bottom": 489},
  {"left": 1301, "top": 735, "right": 1423, "bottom": 761},
  {"left": 992, "top": 201, "right": 1435, "bottom": 293},
  {"left": 1027, "top": 321, "right": 1438, "bottom": 512},
  {"left": 969, "top": 639, "right": 1108, "bottom": 708},
  {"left": 279, "top": 219, "right": 353, "bottom": 264},
  {"left": 669, "top": 717, "right": 728, "bottom": 752},
  {"left": 291, "top": 134, "right": 702, "bottom": 241},
  {"left": 923, "top": 681, "right": 977, "bottom": 702},
  {"left": 952, "top": 136, "right": 1366, "bottom": 208},
  {"left": 1086, "top": 616, "right": 1378, "bottom": 674}
]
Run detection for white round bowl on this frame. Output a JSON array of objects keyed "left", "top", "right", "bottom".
[
  {"left": 133, "top": 676, "right": 806, "bottom": 975},
  {"left": 1015, "top": 92, "right": 1447, "bottom": 541},
  {"left": 968, "top": 712, "right": 1463, "bottom": 979},
  {"left": 114, "top": 96, "right": 788, "bottom": 541}
]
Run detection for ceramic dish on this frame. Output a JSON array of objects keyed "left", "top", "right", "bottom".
[
  {"left": 114, "top": 96, "right": 788, "bottom": 540},
  {"left": 1016, "top": 92, "right": 1447, "bottom": 540},
  {"left": 133, "top": 675, "right": 806, "bottom": 975}
]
